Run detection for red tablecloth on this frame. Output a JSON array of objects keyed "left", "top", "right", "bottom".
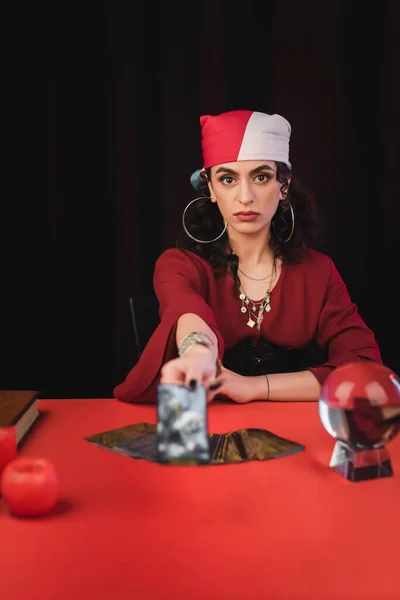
[{"left": 1, "top": 399, "right": 400, "bottom": 600}]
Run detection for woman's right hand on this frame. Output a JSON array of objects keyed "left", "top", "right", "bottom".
[{"left": 160, "top": 345, "right": 222, "bottom": 402}]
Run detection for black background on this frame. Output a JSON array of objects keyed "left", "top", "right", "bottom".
[{"left": 4, "top": 1, "right": 400, "bottom": 397}]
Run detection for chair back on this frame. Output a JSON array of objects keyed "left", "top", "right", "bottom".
[{"left": 129, "top": 293, "right": 160, "bottom": 363}]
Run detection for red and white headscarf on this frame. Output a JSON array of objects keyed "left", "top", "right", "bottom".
[{"left": 200, "top": 110, "right": 291, "bottom": 168}]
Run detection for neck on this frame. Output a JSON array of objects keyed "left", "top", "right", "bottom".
[{"left": 228, "top": 225, "right": 273, "bottom": 268}]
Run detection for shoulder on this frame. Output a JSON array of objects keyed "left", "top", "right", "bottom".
[
  {"left": 286, "top": 249, "right": 337, "bottom": 287},
  {"left": 293, "top": 248, "right": 334, "bottom": 275},
  {"left": 290, "top": 249, "right": 346, "bottom": 291},
  {"left": 299, "top": 248, "right": 332, "bottom": 268},
  {"left": 154, "top": 248, "right": 215, "bottom": 284},
  {"left": 155, "top": 248, "right": 212, "bottom": 271}
]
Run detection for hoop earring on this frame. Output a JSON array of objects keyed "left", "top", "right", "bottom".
[
  {"left": 182, "top": 197, "right": 227, "bottom": 244},
  {"left": 272, "top": 201, "right": 295, "bottom": 243}
]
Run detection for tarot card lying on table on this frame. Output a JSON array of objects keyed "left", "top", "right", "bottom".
[
  {"left": 85, "top": 422, "right": 305, "bottom": 464},
  {"left": 85, "top": 384, "right": 305, "bottom": 465}
]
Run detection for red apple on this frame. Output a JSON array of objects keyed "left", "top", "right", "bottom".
[
  {"left": 0, "top": 457, "right": 59, "bottom": 517},
  {"left": 0, "top": 427, "right": 17, "bottom": 476}
]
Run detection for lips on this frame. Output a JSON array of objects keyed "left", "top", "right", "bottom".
[
  {"left": 234, "top": 211, "right": 260, "bottom": 221},
  {"left": 234, "top": 212, "right": 260, "bottom": 216}
]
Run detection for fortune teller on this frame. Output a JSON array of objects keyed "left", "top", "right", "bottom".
[{"left": 114, "top": 110, "right": 381, "bottom": 404}]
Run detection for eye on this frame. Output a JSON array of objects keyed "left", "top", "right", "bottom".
[
  {"left": 219, "top": 175, "right": 235, "bottom": 185},
  {"left": 254, "top": 173, "right": 271, "bottom": 182}
]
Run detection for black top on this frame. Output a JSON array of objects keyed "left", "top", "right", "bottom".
[{"left": 223, "top": 336, "right": 328, "bottom": 377}]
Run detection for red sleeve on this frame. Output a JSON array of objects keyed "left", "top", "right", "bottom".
[
  {"left": 113, "top": 249, "right": 225, "bottom": 404},
  {"left": 308, "top": 259, "right": 382, "bottom": 385}
]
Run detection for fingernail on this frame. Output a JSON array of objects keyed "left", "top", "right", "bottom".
[
  {"left": 189, "top": 379, "right": 197, "bottom": 391},
  {"left": 208, "top": 380, "right": 222, "bottom": 391}
]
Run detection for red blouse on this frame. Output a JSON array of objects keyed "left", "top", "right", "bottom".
[{"left": 113, "top": 248, "right": 382, "bottom": 403}]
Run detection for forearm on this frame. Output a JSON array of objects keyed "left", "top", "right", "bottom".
[
  {"left": 176, "top": 313, "right": 218, "bottom": 362},
  {"left": 251, "top": 370, "right": 321, "bottom": 402}
]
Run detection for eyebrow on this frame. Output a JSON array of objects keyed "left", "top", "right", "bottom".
[{"left": 215, "top": 164, "right": 275, "bottom": 175}]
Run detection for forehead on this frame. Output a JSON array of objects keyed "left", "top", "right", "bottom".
[{"left": 211, "top": 160, "right": 276, "bottom": 174}]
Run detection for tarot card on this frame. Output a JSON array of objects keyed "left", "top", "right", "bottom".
[{"left": 156, "top": 383, "right": 210, "bottom": 464}]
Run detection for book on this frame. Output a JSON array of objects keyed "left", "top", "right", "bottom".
[{"left": 0, "top": 390, "right": 41, "bottom": 445}]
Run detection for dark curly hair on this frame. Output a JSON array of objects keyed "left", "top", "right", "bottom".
[{"left": 176, "top": 162, "right": 323, "bottom": 289}]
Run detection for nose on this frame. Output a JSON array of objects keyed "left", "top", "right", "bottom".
[{"left": 238, "top": 182, "right": 255, "bottom": 205}]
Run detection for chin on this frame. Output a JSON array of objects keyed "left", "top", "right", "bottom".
[{"left": 230, "top": 221, "right": 267, "bottom": 234}]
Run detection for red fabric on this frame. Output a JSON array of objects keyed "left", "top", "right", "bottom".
[
  {"left": 114, "top": 249, "right": 226, "bottom": 403},
  {"left": 200, "top": 110, "right": 252, "bottom": 168},
  {"left": 1, "top": 399, "right": 400, "bottom": 600},
  {"left": 114, "top": 248, "right": 382, "bottom": 404}
]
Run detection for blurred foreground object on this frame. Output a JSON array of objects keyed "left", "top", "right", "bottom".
[
  {"left": 156, "top": 384, "right": 210, "bottom": 465},
  {"left": 319, "top": 362, "right": 400, "bottom": 482}
]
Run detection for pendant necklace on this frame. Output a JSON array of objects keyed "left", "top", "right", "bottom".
[{"left": 239, "top": 261, "right": 277, "bottom": 329}]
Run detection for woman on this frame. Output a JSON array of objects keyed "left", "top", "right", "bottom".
[{"left": 114, "top": 110, "right": 381, "bottom": 404}]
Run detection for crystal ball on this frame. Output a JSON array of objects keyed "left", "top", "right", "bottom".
[{"left": 318, "top": 362, "right": 400, "bottom": 448}]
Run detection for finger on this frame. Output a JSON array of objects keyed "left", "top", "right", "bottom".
[
  {"left": 160, "top": 361, "right": 187, "bottom": 385},
  {"left": 184, "top": 360, "right": 220, "bottom": 389},
  {"left": 159, "top": 374, "right": 185, "bottom": 386},
  {"left": 208, "top": 380, "right": 223, "bottom": 392},
  {"left": 183, "top": 365, "right": 206, "bottom": 390},
  {"left": 207, "top": 379, "right": 225, "bottom": 404},
  {"left": 207, "top": 387, "right": 224, "bottom": 404},
  {"left": 202, "top": 372, "right": 220, "bottom": 388}
]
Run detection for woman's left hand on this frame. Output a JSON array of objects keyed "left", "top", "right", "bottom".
[{"left": 208, "top": 367, "right": 253, "bottom": 404}]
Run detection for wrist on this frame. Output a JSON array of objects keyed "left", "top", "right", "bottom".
[
  {"left": 178, "top": 331, "right": 215, "bottom": 357},
  {"left": 183, "top": 344, "right": 213, "bottom": 359},
  {"left": 251, "top": 375, "right": 271, "bottom": 401}
]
